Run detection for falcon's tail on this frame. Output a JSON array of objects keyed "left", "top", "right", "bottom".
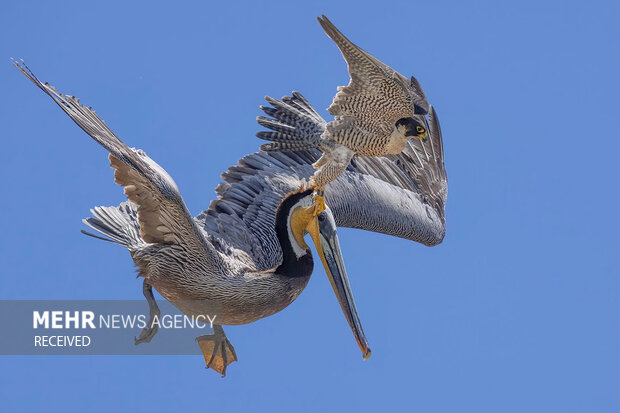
[
  {"left": 82, "top": 202, "right": 145, "bottom": 249},
  {"left": 256, "top": 92, "right": 327, "bottom": 151}
]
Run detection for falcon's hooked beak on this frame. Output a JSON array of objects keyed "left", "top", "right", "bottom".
[
  {"left": 305, "top": 207, "right": 372, "bottom": 360},
  {"left": 397, "top": 116, "right": 428, "bottom": 143}
]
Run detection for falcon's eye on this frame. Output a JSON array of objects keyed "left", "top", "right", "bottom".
[{"left": 416, "top": 126, "right": 426, "bottom": 134}]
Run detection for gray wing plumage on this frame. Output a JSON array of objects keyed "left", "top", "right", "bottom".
[
  {"left": 339, "top": 104, "right": 446, "bottom": 244},
  {"left": 16, "top": 58, "right": 445, "bottom": 279},
  {"left": 14, "top": 60, "right": 221, "bottom": 266},
  {"left": 200, "top": 139, "right": 445, "bottom": 254},
  {"left": 317, "top": 15, "right": 429, "bottom": 143},
  {"left": 254, "top": 91, "right": 446, "bottom": 246},
  {"left": 196, "top": 150, "right": 317, "bottom": 271}
]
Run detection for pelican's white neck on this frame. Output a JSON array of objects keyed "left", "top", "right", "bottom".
[{"left": 286, "top": 196, "right": 313, "bottom": 259}]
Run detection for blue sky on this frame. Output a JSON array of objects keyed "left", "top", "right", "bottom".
[{"left": 1, "top": 0, "right": 619, "bottom": 411}]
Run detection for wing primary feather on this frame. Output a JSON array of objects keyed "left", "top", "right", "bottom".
[{"left": 14, "top": 60, "right": 222, "bottom": 265}]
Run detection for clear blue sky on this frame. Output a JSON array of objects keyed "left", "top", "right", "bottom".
[{"left": 1, "top": 0, "right": 619, "bottom": 411}]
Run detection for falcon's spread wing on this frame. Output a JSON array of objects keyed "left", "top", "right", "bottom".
[{"left": 318, "top": 15, "right": 429, "bottom": 145}]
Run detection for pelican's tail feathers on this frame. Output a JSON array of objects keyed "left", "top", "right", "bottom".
[
  {"left": 256, "top": 92, "right": 327, "bottom": 151},
  {"left": 82, "top": 201, "right": 144, "bottom": 249}
]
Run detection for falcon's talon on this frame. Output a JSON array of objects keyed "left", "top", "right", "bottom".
[
  {"left": 15, "top": 13, "right": 447, "bottom": 375},
  {"left": 312, "top": 188, "right": 326, "bottom": 216},
  {"left": 313, "top": 194, "right": 326, "bottom": 216},
  {"left": 256, "top": 17, "right": 437, "bottom": 195}
]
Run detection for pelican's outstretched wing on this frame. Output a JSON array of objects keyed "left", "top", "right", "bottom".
[
  {"left": 203, "top": 140, "right": 445, "bottom": 251},
  {"left": 318, "top": 15, "right": 429, "bottom": 137},
  {"left": 254, "top": 91, "right": 446, "bottom": 246},
  {"left": 14, "top": 60, "right": 220, "bottom": 264},
  {"left": 336, "top": 104, "right": 446, "bottom": 245},
  {"left": 196, "top": 150, "right": 317, "bottom": 271}
]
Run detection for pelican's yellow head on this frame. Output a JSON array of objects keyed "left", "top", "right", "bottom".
[{"left": 284, "top": 191, "right": 371, "bottom": 360}]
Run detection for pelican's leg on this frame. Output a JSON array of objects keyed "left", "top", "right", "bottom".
[
  {"left": 310, "top": 146, "right": 354, "bottom": 216},
  {"left": 196, "top": 325, "right": 238, "bottom": 377},
  {"left": 135, "top": 280, "right": 161, "bottom": 345}
]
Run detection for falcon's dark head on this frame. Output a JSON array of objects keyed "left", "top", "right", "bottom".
[{"left": 395, "top": 117, "right": 428, "bottom": 141}]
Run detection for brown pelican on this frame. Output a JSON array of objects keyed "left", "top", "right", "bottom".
[
  {"left": 258, "top": 15, "right": 437, "bottom": 215},
  {"left": 14, "top": 59, "right": 446, "bottom": 376}
]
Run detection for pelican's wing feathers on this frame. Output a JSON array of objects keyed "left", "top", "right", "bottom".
[
  {"left": 14, "top": 60, "right": 221, "bottom": 266},
  {"left": 196, "top": 151, "right": 318, "bottom": 271},
  {"left": 338, "top": 104, "right": 446, "bottom": 244},
  {"left": 201, "top": 116, "right": 445, "bottom": 255},
  {"left": 254, "top": 91, "right": 446, "bottom": 245}
]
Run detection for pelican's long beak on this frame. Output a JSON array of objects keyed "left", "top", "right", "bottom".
[{"left": 306, "top": 208, "right": 371, "bottom": 360}]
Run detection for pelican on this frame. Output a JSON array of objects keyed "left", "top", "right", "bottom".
[
  {"left": 258, "top": 15, "right": 437, "bottom": 215},
  {"left": 14, "top": 58, "right": 446, "bottom": 376}
]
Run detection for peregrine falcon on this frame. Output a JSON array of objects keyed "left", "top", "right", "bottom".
[{"left": 257, "top": 15, "right": 437, "bottom": 214}]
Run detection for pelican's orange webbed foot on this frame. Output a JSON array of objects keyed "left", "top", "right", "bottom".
[{"left": 196, "top": 325, "right": 237, "bottom": 377}]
